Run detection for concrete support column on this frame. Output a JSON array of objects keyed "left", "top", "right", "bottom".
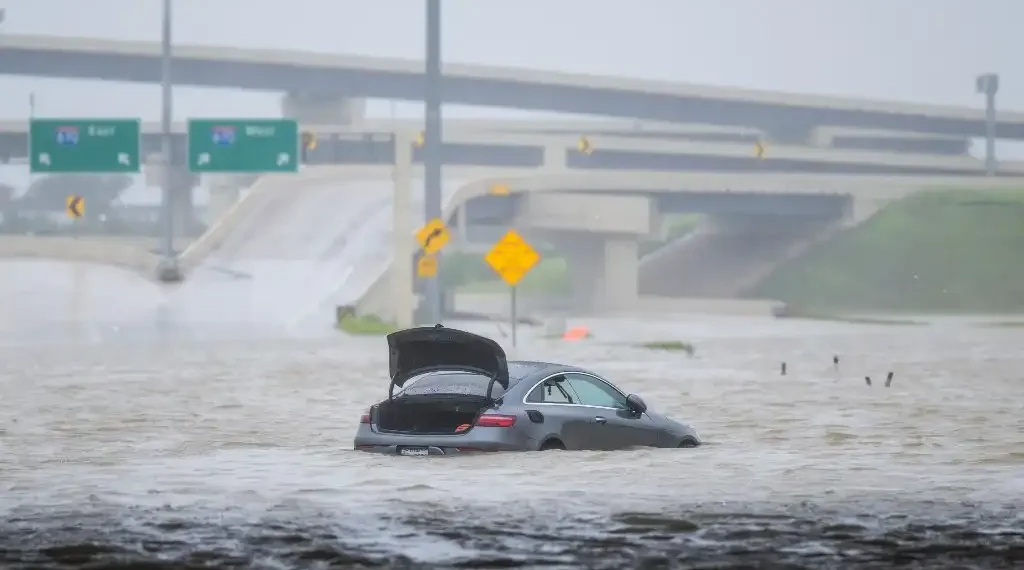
[
  {"left": 205, "top": 174, "right": 242, "bottom": 226},
  {"left": 390, "top": 131, "right": 415, "bottom": 329},
  {"left": 847, "top": 196, "right": 888, "bottom": 226},
  {"left": 806, "top": 127, "right": 830, "bottom": 148},
  {"left": 280, "top": 92, "right": 366, "bottom": 127},
  {"left": 602, "top": 237, "right": 639, "bottom": 312},
  {"left": 170, "top": 167, "right": 195, "bottom": 240},
  {"left": 145, "top": 153, "right": 197, "bottom": 241},
  {"left": 542, "top": 142, "right": 566, "bottom": 170},
  {"left": 455, "top": 204, "right": 468, "bottom": 242},
  {"left": 565, "top": 238, "right": 602, "bottom": 311},
  {"left": 555, "top": 233, "right": 640, "bottom": 314},
  {"left": 0, "top": 183, "right": 13, "bottom": 227}
]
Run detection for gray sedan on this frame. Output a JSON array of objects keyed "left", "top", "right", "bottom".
[{"left": 353, "top": 325, "right": 702, "bottom": 455}]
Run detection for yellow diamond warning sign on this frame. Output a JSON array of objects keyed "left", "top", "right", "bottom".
[{"left": 484, "top": 229, "right": 540, "bottom": 287}]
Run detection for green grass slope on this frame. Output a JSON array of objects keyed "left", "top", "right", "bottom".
[{"left": 750, "top": 190, "right": 1024, "bottom": 314}]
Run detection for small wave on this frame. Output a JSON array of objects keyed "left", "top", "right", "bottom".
[
  {"left": 2, "top": 500, "right": 1022, "bottom": 569},
  {"left": 393, "top": 483, "right": 436, "bottom": 492}
]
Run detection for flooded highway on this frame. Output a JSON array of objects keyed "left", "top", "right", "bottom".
[{"left": 2, "top": 290, "right": 1022, "bottom": 568}]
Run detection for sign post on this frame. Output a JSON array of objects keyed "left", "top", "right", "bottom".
[
  {"left": 484, "top": 229, "right": 541, "bottom": 347},
  {"left": 29, "top": 118, "right": 141, "bottom": 174},
  {"left": 415, "top": 218, "right": 451, "bottom": 321},
  {"left": 187, "top": 119, "right": 299, "bottom": 173}
]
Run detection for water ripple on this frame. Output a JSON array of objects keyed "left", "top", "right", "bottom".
[{"left": 1, "top": 318, "right": 1022, "bottom": 568}]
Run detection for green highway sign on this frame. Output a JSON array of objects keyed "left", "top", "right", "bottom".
[
  {"left": 187, "top": 119, "right": 299, "bottom": 173},
  {"left": 29, "top": 118, "right": 141, "bottom": 174}
]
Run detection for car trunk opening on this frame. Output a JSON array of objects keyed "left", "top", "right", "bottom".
[
  {"left": 375, "top": 396, "right": 492, "bottom": 434},
  {"left": 387, "top": 325, "right": 509, "bottom": 398}
]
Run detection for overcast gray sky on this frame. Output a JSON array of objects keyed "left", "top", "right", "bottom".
[{"left": 0, "top": 0, "right": 1018, "bottom": 120}]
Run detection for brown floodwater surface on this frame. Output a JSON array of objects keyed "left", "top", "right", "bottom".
[{"left": 1, "top": 314, "right": 1022, "bottom": 568}]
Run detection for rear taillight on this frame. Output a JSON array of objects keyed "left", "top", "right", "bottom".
[
  {"left": 474, "top": 414, "right": 517, "bottom": 428},
  {"left": 360, "top": 411, "right": 371, "bottom": 424}
]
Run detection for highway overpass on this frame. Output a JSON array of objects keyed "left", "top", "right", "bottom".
[
  {"left": 0, "top": 118, "right": 977, "bottom": 159},
  {"left": 1, "top": 34, "right": 1023, "bottom": 144},
  {"left": 383, "top": 171, "right": 1024, "bottom": 322},
  {"left": 183, "top": 166, "right": 1024, "bottom": 324},
  {"left": 4, "top": 165, "right": 1020, "bottom": 324},
  {"left": 2, "top": 122, "right": 1018, "bottom": 183}
]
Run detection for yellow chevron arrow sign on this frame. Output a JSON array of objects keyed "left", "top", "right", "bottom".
[
  {"left": 754, "top": 140, "right": 765, "bottom": 159},
  {"left": 577, "top": 136, "right": 593, "bottom": 155}
]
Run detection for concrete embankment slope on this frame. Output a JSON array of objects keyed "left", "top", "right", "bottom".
[
  {"left": 167, "top": 172, "right": 394, "bottom": 333},
  {"left": 638, "top": 217, "right": 836, "bottom": 299},
  {"left": 169, "top": 166, "right": 517, "bottom": 332}
]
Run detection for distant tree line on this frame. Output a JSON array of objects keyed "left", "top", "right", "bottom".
[{"left": 15, "top": 174, "right": 135, "bottom": 219}]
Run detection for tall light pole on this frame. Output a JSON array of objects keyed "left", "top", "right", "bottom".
[
  {"left": 158, "top": 0, "right": 180, "bottom": 281},
  {"left": 422, "top": 0, "right": 443, "bottom": 324},
  {"left": 976, "top": 73, "right": 999, "bottom": 177}
]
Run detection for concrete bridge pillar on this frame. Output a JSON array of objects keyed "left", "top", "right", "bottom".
[
  {"left": 205, "top": 174, "right": 244, "bottom": 226},
  {"left": 145, "top": 153, "right": 199, "bottom": 242},
  {"left": 455, "top": 204, "right": 469, "bottom": 243},
  {"left": 553, "top": 233, "right": 640, "bottom": 314},
  {"left": 542, "top": 142, "right": 566, "bottom": 170},
  {"left": 280, "top": 92, "right": 367, "bottom": 127},
  {"left": 0, "top": 183, "right": 13, "bottom": 227},
  {"left": 519, "top": 192, "right": 656, "bottom": 313}
]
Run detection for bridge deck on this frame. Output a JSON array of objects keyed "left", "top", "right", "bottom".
[
  {"left": 2, "top": 125, "right": 1018, "bottom": 175},
  {"left": 1, "top": 34, "right": 1022, "bottom": 138}
]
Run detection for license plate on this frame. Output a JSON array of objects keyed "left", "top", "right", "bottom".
[{"left": 399, "top": 447, "right": 429, "bottom": 456}]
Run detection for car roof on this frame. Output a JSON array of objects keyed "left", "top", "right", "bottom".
[
  {"left": 410, "top": 360, "right": 586, "bottom": 390},
  {"left": 508, "top": 360, "right": 588, "bottom": 380}
]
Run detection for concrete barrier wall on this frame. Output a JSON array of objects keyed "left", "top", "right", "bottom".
[{"left": 0, "top": 236, "right": 161, "bottom": 274}]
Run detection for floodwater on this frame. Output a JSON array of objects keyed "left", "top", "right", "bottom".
[{"left": 2, "top": 306, "right": 1022, "bottom": 569}]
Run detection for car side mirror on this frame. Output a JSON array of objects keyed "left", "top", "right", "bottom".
[{"left": 625, "top": 394, "right": 647, "bottom": 414}]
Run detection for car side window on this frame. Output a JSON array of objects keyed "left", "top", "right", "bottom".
[
  {"left": 563, "top": 373, "right": 628, "bottom": 409},
  {"left": 526, "top": 376, "right": 576, "bottom": 404}
]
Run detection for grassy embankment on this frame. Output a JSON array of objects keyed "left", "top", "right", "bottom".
[
  {"left": 335, "top": 309, "right": 397, "bottom": 335},
  {"left": 446, "top": 214, "right": 702, "bottom": 294},
  {"left": 752, "top": 190, "right": 1024, "bottom": 314}
]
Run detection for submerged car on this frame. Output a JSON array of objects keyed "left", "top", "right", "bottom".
[{"left": 353, "top": 325, "right": 701, "bottom": 455}]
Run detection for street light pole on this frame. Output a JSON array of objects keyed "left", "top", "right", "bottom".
[
  {"left": 158, "top": 0, "right": 180, "bottom": 281},
  {"left": 975, "top": 73, "right": 999, "bottom": 177},
  {"left": 422, "top": 0, "right": 443, "bottom": 324}
]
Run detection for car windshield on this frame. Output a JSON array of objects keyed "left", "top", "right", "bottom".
[{"left": 396, "top": 371, "right": 504, "bottom": 399}]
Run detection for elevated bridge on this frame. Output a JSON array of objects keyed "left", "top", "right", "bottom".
[
  {"left": 4, "top": 165, "right": 1019, "bottom": 323},
  {"left": 1, "top": 34, "right": 1023, "bottom": 145},
  {"left": 2, "top": 122, "right": 1017, "bottom": 180}
]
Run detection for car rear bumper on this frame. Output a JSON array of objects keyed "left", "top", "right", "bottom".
[{"left": 353, "top": 424, "right": 536, "bottom": 454}]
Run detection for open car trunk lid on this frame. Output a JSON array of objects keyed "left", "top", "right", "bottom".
[{"left": 387, "top": 325, "right": 509, "bottom": 399}]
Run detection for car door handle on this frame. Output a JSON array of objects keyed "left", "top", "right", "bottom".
[{"left": 592, "top": 416, "right": 607, "bottom": 424}]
